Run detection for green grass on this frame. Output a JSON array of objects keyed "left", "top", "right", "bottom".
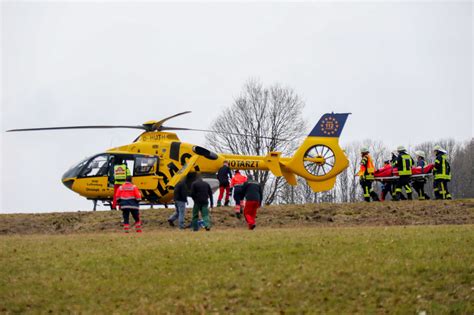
[{"left": 1, "top": 226, "right": 473, "bottom": 314}]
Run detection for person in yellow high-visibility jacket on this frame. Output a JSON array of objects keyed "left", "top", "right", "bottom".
[
  {"left": 112, "top": 160, "right": 131, "bottom": 210},
  {"left": 393, "top": 145, "right": 414, "bottom": 201},
  {"left": 357, "top": 147, "right": 379, "bottom": 202},
  {"left": 433, "top": 145, "right": 452, "bottom": 200}
]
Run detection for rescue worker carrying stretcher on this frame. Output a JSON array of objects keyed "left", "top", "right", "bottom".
[
  {"left": 412, "top": 150, "right": 430, "bottom": 200},
  {"left": 357, "top": 147, "right": 379, "bottom": 202},
  {"left": 116, "top": 175, "right": 142, "bottom": 233},
  {"left": 393, "top": 146, "right": 414, "bottom": 201},
  {"left": 433, "top": 145, "right": 452, "bottom": 200},
  {"left": 378, "top": 160, "right": 393, "bottom": 201}
]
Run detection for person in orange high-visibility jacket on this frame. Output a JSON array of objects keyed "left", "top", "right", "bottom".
[
  {"left": 230, "top": 170, "right": 247, "bottom": 218},
  {"left": 116, "top": 176, "right": 142, "bottom": 233},
  {"left": 357, "top": 147, "right": 379, "bottom": 202}
]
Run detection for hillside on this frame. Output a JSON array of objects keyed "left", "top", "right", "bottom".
[{"left": 1, "top": 199, "right": 473, "bottom": 235}]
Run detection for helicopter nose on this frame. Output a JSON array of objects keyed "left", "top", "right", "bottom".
[{"left": 62, "top": 178, "right": 75, "bottom": 191}]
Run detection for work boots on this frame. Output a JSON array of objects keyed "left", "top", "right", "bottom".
[
  {"left": 407, "top": 193, "right": 413, "bottom": 200},
  {"left": 123, "top": 224, "right": 130, "bottom": 233},
  {"left": 217, "top": 200, "right": 222, "bottom": 207},
  {"left": 224, "top": 200, "right": 230, "bottom": 206},
  {"left": 135, "top": 221, "right": 142, "bottom": 233}
]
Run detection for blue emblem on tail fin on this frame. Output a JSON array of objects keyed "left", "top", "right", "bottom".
[{"left": 309, "top": 113, "right": 350, "bottom": 137}]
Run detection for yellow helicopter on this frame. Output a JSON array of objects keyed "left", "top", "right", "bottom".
[{"left": 7, "top": 111, "right": 350, "bottom": 210}]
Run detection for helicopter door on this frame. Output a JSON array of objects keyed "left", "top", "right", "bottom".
[{"left": 132, "top": 155, "right": 159, "bottom": 190}]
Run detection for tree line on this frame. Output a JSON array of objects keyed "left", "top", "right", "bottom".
[{"left": 206, "top": 80, "right": 473, "bottom": 204}]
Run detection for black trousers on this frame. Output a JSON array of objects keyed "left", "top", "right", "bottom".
[
  {"left": 395, "top": 176, "right": 412, "bottom": 196},
  {"left": 122, "top": 209, "right": 140, "bottom": 225},
  {"left": 360, "top": 179, "right": 379, "bottom": 202},
  {"left": 434, "top": 179, "right": 451, "bottom": 200},
  {"left": 412, "top": 180, "right": 430, "bottom": 200},
  {"left": 381, "top": 182, "right": 392, "bottom": 200}
]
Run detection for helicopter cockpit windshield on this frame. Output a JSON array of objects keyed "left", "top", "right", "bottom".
[
  {"left": 62, "top": 156, "right": 91, "bottom": 180},
  {"left": 62, "top": 153, "right": 159, "bottom": 181},
  {"left": 79, "top": 154, "right": 111, "bottom": 177}
]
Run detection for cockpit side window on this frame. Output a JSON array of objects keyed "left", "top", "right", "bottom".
[
  {"left": 80, "top": 155, "right": 110, "bottom": 177},
  {"left": 134, "top": 156, "right": 158, "bottom": 176}
]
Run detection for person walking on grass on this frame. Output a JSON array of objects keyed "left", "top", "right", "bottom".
[
  {"left": 116, "top": 175, "right": 142, "bottom": 233},
  {"left": 168, "top": 178, "right": 188, "bottom": 229},
  {"left": 190, "top": 173, "right": 213, "bottom": 231},
  {"left": 240, "top": 175, "right": 263, "bottom": 230},
  {"left": 230, "top": 170, "right": 247, "bottom": 218},
  {"left": 216, "top": 160, "right": 233, "bottom": 207}
]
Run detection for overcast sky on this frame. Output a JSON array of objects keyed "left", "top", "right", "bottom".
[{"left": 1, "top": 1, "right": 472, "bottom": 213}]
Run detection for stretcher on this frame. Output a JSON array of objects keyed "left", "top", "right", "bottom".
[{"left": 373, "top": 164, "right": 434, "bottom": 181}]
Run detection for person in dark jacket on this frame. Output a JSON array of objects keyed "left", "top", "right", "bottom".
[
  {"left": 190, "top": 173, "right": 213, "bottom": 231},
  {"left": 216, "top": 161, "right": 233, "bottom": 207},
  {"left": 240, "top": 175, "right": 263, "bottom": 230},
  {"left": 168, "top": 178, "right": 188, "bottom": 229},
  {"left": 433, "top": 145, "right": 452, "bottom": 200},
  {"left": 393, "top": 146, "right": 414, "bottom": 201}
]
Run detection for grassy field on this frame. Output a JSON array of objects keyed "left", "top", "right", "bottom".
[
  {"left": 1, "top": 225, "right": 472, "bottom": 314},
  {"left": 1, "top": 199, "right": 473, "bottom": 235}
]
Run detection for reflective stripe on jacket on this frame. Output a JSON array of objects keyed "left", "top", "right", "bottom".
[
  {"left": 434, "top": 153, "right": 451, "bottom": 180},
  {"left": 397, "top": 153, "right": 413, "bottom": 176},
  {"left": 116, "top": 182, "right": 141, "bottom": 210},
  {"left": 357, "top": 154, "right": 375, "bottom": 180},
  {"left": 114, "top": 164, "right": 131, "bottom": 184}
]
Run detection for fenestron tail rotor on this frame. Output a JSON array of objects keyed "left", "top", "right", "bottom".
[{"left": 303, "top": 145, "right": 336, "bottom": 177}]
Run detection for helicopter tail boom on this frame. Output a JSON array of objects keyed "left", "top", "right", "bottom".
[{"left": 221, "top": 113, "right": 350, "bottom": 193}]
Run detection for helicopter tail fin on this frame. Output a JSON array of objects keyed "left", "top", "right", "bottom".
[{"left": 283, "top": 113, "right": 350, "bottom": 192}]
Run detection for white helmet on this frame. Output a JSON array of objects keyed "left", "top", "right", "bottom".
[
  {"left": 360, "top": 147, "right": 369, "bottom": 153},
  {"left": 397, "top": 145, "right": 406, "bottom": 152},
  {"left": 415, "top": 150, "right": 425, "bottom": 159},
  {"left": 433, "top": 145, "right": 447, "bottom": 153}
]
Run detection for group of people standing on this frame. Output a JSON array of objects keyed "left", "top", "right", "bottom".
[
  {"left": 168, "top": 172, "right": 214, "bottom": 231},
  {"left": 358, "top": 145, "right": 452, "bottom": 202},
  {"left": 168, "top": 161, "right": 263, "bottom": 231},
  {"left": 215, "top": 160, "right": 263, "bottom": 229}
]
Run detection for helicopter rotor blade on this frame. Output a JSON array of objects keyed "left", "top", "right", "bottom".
[
  {"left": 153, "top": 111, "right": 192, "bottom": 131},
  {"left": 6, "top": 125, "right": 146, "bottom": 132},
  {"left": 160, "top": 126, "right": 290, "bottom": 142}
]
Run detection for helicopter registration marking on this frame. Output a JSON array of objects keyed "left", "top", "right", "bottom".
[
  {"left": 229, "top": 160, "right": 260, "bottom": 168},
  {"left": 142, "top": 134, "right": 166, "bottom": 141}
]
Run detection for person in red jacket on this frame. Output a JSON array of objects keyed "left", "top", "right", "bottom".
[
  {"left": 230, "top": 170, "right": 247, "bottom": 218},
  {"left": 116, "top": 176, "right": 142, "bottom": 233}
]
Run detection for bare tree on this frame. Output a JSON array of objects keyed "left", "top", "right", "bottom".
[
  {"left": 205, "top": 79, "right": 307, "bottom": 205},
  {"left": 449, "top": 139, "right": 473, "bottom": 198}
]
